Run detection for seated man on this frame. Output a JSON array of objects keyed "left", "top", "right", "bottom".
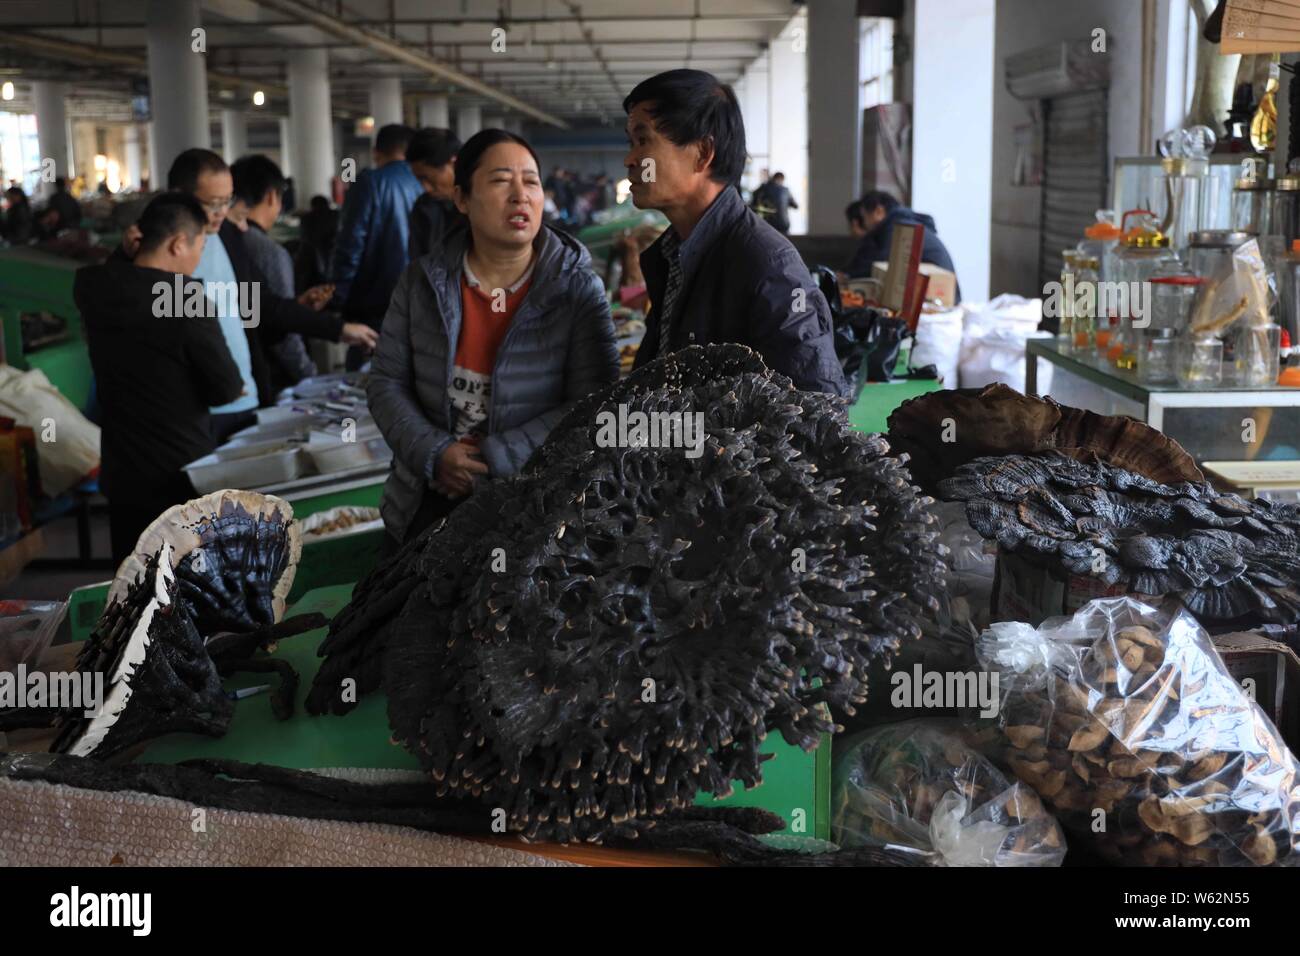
[
  {"left": 623, "top": 69, "right": 845, "bottom": 395},
  {"left": 75, "top": 193, "right": 245, "bottom": 564},
  {"left": 845, "top": 190, "right": 959, "bottom": 301}
]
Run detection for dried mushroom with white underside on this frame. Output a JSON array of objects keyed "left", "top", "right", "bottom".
[
  {"left": 939, "top": 452, "right": 1300, "bottom": 626},
  {"left": 978, "top": 598, "right": 1300, "bottom": 866},
  {"left": 308, "top": 344, "right": 949, "bottom": 846}
]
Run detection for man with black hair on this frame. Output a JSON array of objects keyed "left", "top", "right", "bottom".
[
  {"left": 121, "top": 148, "right": 376, "bottom": 441},
  {"left": 330, "top": 123, "right": 423, "bottom": 364},
  {"left": 47, "top": 177, "right": 82, "bottom": 232},
  {"left": 623, "top": 69, "right": 845, "bottom": 395},
  {"left": 845, "top": 189, "right": 959, "bottom": 300},
  {"left": 75, "top": 192, "right": 245, "bottom": 563},
  {"left": 751, "top": 171, "right": 797, "bottom": 234},
  {"left": 406, "top": 127, "right": 462, "bottom": 259},
  {"left": 231, "top": 153, "right": 322, "bottom": 386}
]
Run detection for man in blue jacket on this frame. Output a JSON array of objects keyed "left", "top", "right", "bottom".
[
  {"left": 623, "top": 69, "right": 846, "bottom": 396},
  {"left": 330, "top": 123, "right": 424, "bottom": 367},
  {"left": 845, "top": 190, "right": 960, "bottom": 302}
]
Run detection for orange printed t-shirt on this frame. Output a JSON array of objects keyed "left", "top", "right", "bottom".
[{"left": 449, "top": 256, "right": 533, "bottom": 440}]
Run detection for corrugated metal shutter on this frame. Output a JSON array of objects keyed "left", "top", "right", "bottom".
[{"left": 1039, "top": 90, "right": 1109, "bottom": 291}]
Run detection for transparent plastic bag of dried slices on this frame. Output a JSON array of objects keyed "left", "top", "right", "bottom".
[
  {"left": 976, "top": 597, "right": 1300, "bottom": 866},
  {"left": 831, "top": 719, "right": 1066, "bottom": 867}
]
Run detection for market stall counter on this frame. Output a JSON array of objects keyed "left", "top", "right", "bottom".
[{"left": 1026, "top": 339, "right": 1300, "bottom": 463}]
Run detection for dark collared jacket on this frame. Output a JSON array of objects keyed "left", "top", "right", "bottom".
[{"left": 634, "top": 186, "right": 847, "bottom": 396}]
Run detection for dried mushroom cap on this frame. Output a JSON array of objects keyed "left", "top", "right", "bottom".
[
  {"left": 310, "top": 345, "right": 948, "bottom": 843},
  {"left": 109, "top": 491, "right": 302, "bottom": 635},
  {"left": 53, "top": 543, "right": 233, "bottom": 760},
  {"left": 939, "top": 452, "right": 1300, "bottom": 625},
  {"left": 885, "top": 383, "right": 1203, "bottom": 493}
]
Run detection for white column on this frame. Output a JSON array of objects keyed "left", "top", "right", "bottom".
[
  {"left": 220, "top": 109, "right": 247, "bottom": 163},
  {"left": 146, "top": 0, "right": 210, "bottom": 185},
  {"left": 418, "top": 95, "right": 449, "bottom": 128},
  {"left": 287, "top": 47, "right": 335, "bottom": 203},
  {"left": 277, "top": 116, "right": 293, "bottom": 176},
  {"left": 124, "top": 124, "right": 142, "bottom": 190},
  {"left": 807, "top": 0, "right": 861, "bottom": 234},
  {"left": 456, "top": 105, "right": 482, "bottom": 142},
  {"left": 768, "top": 16, "right": 808, "bottom": 235},
  {"left": 483, "top": 114, "right": 505, "bottom": 131},
  {"left": 369, "top": 77, "right": 403, "bottom": 131},
  {"left": 912, "top": 0, "right": 994, "bottom": 302},
  {"left": 31, "top": 81, "right": 71, "bottom": 196}
]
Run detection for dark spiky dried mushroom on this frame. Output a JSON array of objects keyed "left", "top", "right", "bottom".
[
  {"left": 309, "top": 344, "right": 948, "bottom": 844},
  {"left": 0, "top": 493, "right": 319, "bottom": 756},
  {"left": 939, "top": 452, "right": 1300, "bottom": 624},
  {"left": 886, "top": 384, "right": 1204, "bottom": 494}
]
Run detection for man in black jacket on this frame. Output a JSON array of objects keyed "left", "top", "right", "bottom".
[
  {"left": 75, "top": 193, "right": 245, "bottom": 564},
  {"left": 623, "top": 70, "right": 846, "bottom": 396},
  {"left": 845, "top": 190, "right": 960, "bottom": 302},
  {"left": 406, "top": 127, "right": 462, "bottom": 260},
  {"left": 121, "top": 149, "right": 378, "bottom": 440}
]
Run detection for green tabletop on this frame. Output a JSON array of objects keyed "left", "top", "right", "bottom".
[
  {"left": 139, "top": 584, "right": 829, "bottom": 838},
  {"left": 848, "top": 376, "right": 942, "bottom": 434}
]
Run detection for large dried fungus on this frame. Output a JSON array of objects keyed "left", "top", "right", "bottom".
[
  {"left": 940, "top": 452, "right": 1300, "bottom": 624},
  {"left": 886, "top": 384, "right": 1204, "bottom": 493},
  {"left": 308, "top": 344, "right": 948, "bottom": 843}
]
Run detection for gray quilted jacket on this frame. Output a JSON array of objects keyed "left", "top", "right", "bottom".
[{"left": 368, "top": 223, "right": 618, "bottom": 541}]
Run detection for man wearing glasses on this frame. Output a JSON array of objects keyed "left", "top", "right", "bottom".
[{"left": 123, "top": 149, "right": 378, "bottom": 442}]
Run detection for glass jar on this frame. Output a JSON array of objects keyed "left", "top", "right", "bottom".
[
  {"left": 1110, "top": 212, "right": 1177, "bottom": 369},
  {"left": 1057, "top": 248, "right": 1079, "bottom": 352},
  {"left": 1081, "top": 210, "right": 1121, "bottom": 285},
  {"left": 1231, "top": 156, "right": 1273, "bottom": 235},
  {"left": 1176, "top": 337, "right": 1224, "bottom": 388},
  {"left": 1269, "top": 175, "right": 1300, "bottom": 257},
  {"left": 1161, "top": 157, "right": 1207, "bottom": 254},
  {"left": 1072, "top": 255, "right": 1099, "bottom": 354},
  {"left": 1187, "top": 230, "right": 1254, "bottom": 283},
  {"left": 1138, "top": 329, "right": 1179, "bottom": 385}
]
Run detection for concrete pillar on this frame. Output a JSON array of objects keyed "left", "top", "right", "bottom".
[
  {"left": 483, "top": 115, "right": 505, "bottom": 131},
  {"left": 31, "top": 81, "right": 71, "bottom": 196},
  {"left": 768, "top": 16, "right": 808, "bottom": 235},
  {"left": 369, "top": 77, "right": 403, "bottom": 132},
  {"left": 912, "top": 0, "right": 994, "bottom": 302},
  {"left": 418, "top": 95, "right": 449, "bottom": 128},
  {"left": 278, "top": 116, "right": 293, "bottom": 176},
  {"left": 287, "top": 47, "right": 335, "bottom": 203},
  {"left": 146, "top": 0, "right": 210, "bottom": 186},
  {"left": 220, "top": 109, "right": 247, "bottom": 163},
  {"left": 456, "top": 105, "right": 482, "bottom": 142},
  {"left": 807, "top": 0, "right": 861, "bottom": 234},
  {"left": 124, "top": 124, "right": 142, "bottom": 190}
]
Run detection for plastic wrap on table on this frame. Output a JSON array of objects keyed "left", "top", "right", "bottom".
[
  {"left": 935, "top": 500, "right": 995, "bottom": 633},
  {"left": 976, "top": 597, "right": 1300, "bottom": 866},
  {"left": 0, "top": 600, "right": 66, "bottom": 671},
  {"left": 831, "top": 719, "right": 1066, "bottom": 866}
]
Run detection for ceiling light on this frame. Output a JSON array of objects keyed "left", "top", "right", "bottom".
[
  {"left": 1, "top": 82, "right": 13, "bottom": 101},
  {"left": 253, "top": 90, "right": 266, "bottom": 107}
]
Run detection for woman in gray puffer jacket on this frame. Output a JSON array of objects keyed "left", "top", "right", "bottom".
[{"left": 369, "top": 129, "right": 619, "bottom": 546}]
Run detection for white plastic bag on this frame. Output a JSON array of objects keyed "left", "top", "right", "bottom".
[
  {"left": 977, "top": 597, "right": 1300, "bottom": 866},
  {"left": 958, "top": 295, "right": 1054, "bottom": 394},
  {"left": 0, "top": 366, "right": 99, "bottom": 496},
  {"left": 910, "top": 307, "right": 963, "bottom": 388},
  {"left": 831, "top": 719, "right": 1066, "bottom": 866}
]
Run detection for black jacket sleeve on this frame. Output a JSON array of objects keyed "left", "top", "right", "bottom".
[
  {"left": 185, "top": 313, "right": 246, "bottom": 407},
  {"left": 246, "top": 252, "right": 346, "bottom": 342}
]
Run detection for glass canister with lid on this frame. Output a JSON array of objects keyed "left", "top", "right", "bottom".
[
  {"left": 1108, "top": 211, "right": 1176, "bottom": 369},
  {"left": 1142, "top": 267, "right": 1204, "bottom": 384},
  {"left": 1231, "top": 156, "right": 1273, "bottom": 235}
]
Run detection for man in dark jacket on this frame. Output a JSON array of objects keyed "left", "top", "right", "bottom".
[
  {"left": 406, "top": 127, "right": 462, "bottom": 260},
  {"left": 47, "top": 178, "right": 82, "bottom": 232},
  {"left": 75, "top": 193, "right": 245, "bottom": 564},
  {"left": 121, "top": 149, "right": 377, "bottom": 441},
  {"left": 623, "top": 70, "right": 846, "bottom": 396},
  {"left": 751, "top": 171, "right": 798, "bottom": 234},
  {"left": 845, "top": 191, "right": 959, "bottom": 300},
  {"left": 330, "top": 123, "right": 424, "bottom": 362}
]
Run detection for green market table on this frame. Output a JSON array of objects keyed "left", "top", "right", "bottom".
[
  {"left": 848, "top": 375, "right": 942, "bottom": 434},
  {"left": 0, "top": 247, "right": 91, "bottom": 410}
]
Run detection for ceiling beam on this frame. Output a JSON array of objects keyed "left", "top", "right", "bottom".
[{"left": 244, "top": 0, "right": 566, "bottom": 127}]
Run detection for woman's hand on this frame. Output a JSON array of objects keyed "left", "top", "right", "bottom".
[
  {"left": 434, "top": 440, "right": 489, "bottom": 497},
  {"left": 340, "top": 322, "right": 379, "bottom": 349},
  {"left": 298, "top": 283, "right": 334, "bottom": 310}
]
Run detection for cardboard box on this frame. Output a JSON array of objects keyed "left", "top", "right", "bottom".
[
  {"left": 1212, "top": 631, "right": 1300, "bottom": 755},
  {"left": 871, "top": 260, "right": 958, "bottom": 309},
  {"left": 992, "top": 549, "right": 1136, "bottom": 626}
]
